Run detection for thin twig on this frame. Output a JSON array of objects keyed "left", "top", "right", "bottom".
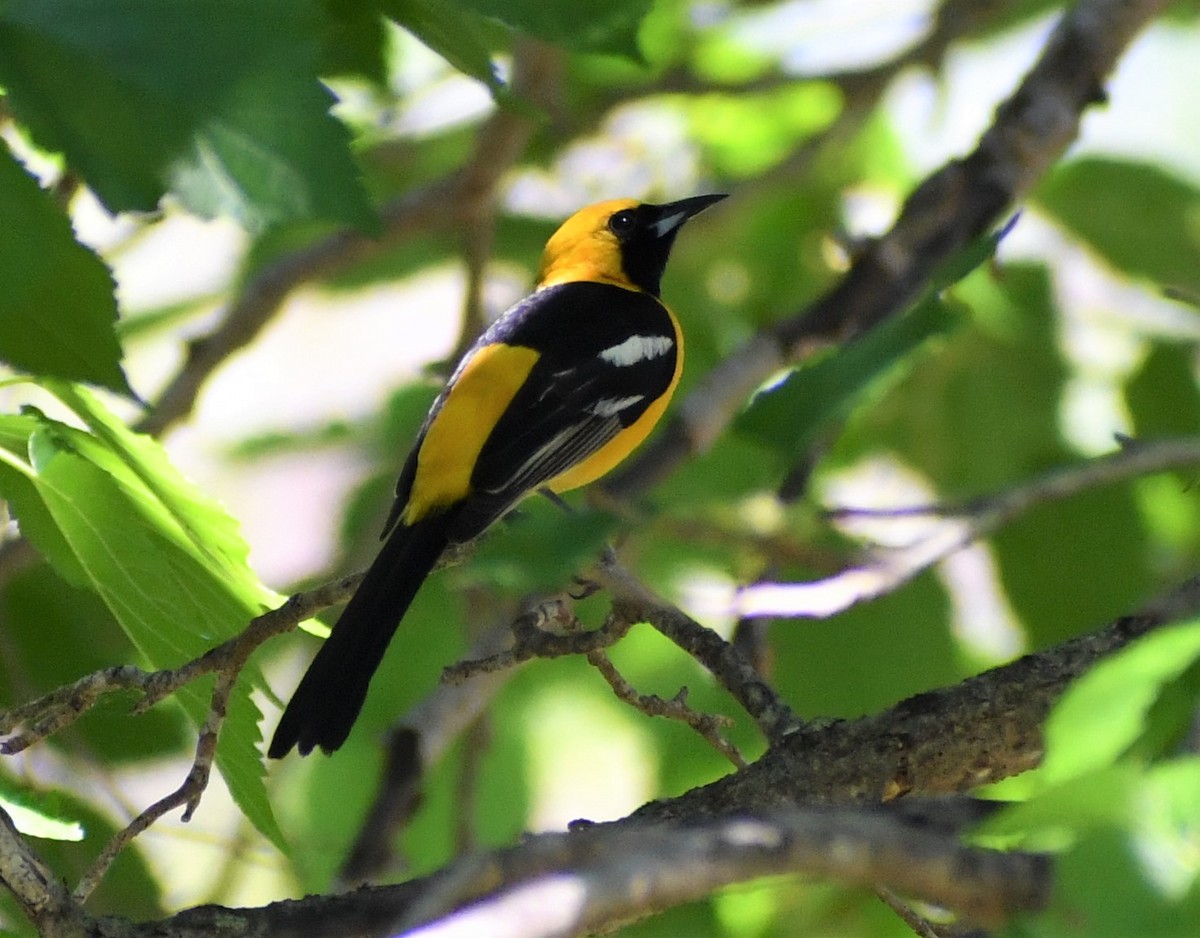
[
  {"left": 72, "top": 669, "right": 234, "bottom": 902},
  {"left": 876, "top": 886, "right": 957, "bottom": 938},
  {"left": 595, "top": 556, "right": 801, "bottom": 742},
  {"left": 738, "top": 435, "right": 1200, "bottom": 619},
  {"left": 637, "top": 571, "right": 1200, "bottom": 822},
  {"left": 586, "top": 650, "right": 746, "bottom": 769},
  {"left": 0, "top": 575, "right": 357, "bottom": 754}
]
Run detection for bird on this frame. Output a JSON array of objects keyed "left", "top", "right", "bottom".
[{"left": 268, "top": 193, "right": 726, "bottom": 758}]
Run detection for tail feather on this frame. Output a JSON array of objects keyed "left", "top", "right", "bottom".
[{"left": 269, "top": 513, "right": 452, "bottom": 758}]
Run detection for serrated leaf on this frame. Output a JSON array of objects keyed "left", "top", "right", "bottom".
[
  {"left": 1041, "top": 620, "right": 1200, "bottom": 785},
  {"left": 0, "top": 0, "right": 374, "bottom": 230},
  {"left": 0, "top": 146, "right": 129, "bottom": 395},
  {"left": 1036, "top": 158, "right": 1200, "bottom": 293},
  {"left": 25, "top": 422, "right": 285, "bottom": 850},
  {"left": 45, "top": 382, "right": 270, "bottom": 595}
]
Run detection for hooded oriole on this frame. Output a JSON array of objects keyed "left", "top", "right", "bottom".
[{"left": 269, "top": 194, "right": 726, "bottom": 758}]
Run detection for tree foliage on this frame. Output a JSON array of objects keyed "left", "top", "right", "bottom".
[{"left": 1, "top": 0, "right": 1200, "bottom": 936}]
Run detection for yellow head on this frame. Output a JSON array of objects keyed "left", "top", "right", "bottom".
[{"left": 536, "top": 195, "right": 726, "bottom": 296}]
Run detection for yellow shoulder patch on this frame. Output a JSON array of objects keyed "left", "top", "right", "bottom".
[{"left": 403, "top": 342, "right": 541, "bottom": 525}]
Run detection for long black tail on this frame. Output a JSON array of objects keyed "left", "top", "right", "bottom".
[{"left": 268, "top": 512, "right": 452, "bottom": 757}]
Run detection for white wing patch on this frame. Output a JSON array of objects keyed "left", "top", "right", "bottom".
[
  {"left": 588, "top": 395, "right": 645, "bottom": 418},
  {"left": 599, "top": 334, "right": 674, "bottom": 367}
]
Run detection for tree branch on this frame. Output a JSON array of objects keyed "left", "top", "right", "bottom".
[
  {"left": 0, "top": 576, "right": 357, "bottom": 755},
  {"left": 604, "top": 0, "right": 1171, "bottom": 499},
  {"left": 635, "top": 571, "right": 1200, "bottom": 822},
  {"left": 94, "top": 807, "right": 1047, "bottom": 937},
  {"left": 737, "top": 435, "right": 1200, "bottom": 619},
  {"left": 0, "top": 807, "right": 85, "bottom": 938}
]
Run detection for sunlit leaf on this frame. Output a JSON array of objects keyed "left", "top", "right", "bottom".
[
  {"left": 1041, "top": 620, "right": 1200, "bottom": 785},
  {"left": 0, "top": 789, "right": 85, "bottom": 842},
  {"left": 24, "top": 421, "right": 285, "bottom": 850}
]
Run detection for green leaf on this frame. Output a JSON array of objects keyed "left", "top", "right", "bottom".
[
  {"left": 1035, "top": 158, "right": 1200, "bottom": 293},
  {"left": 455, "top": 0, "right": 652, "bottom": 57},
  {"left": 45, "top": 382, "right": 271, "bottom": 595},
  {"left": 682, "top": 85, "right": 841, "bottom": 178},
  {"left": 469, "top": 499, "right": 618, "bottom": 593},
  {"left": 319, "top": 0, "right": 388, "bottom": 84},
  {"left": 978, "top": 765, "right": 1143, "bottom": 848},
  {"left": 1041, "top": 620, "right": 1200, "bottom": 785},
  {"left": 1, "top": 563, "right": 189, "bottom": 763},
  {"left": 1008, "top": 825, "right": 1200, "bottom": 938},
  {"left": 24, "top": 419, "right": 285, "bottom": 850},
  {"left": 0, "top": 414, "right": 89, "bottom": 586},
  {"left": 382, "top": 0, "right": 502, "bottom": 92},
  {"left": 0, "top": 146, "right": 129, "bottom": 395},
  {"left": 734, "top": 294, "right": 960, "bottom": 461},
  {"left": 0, "top": 782, "right": 85, "bottom": 842},
  {"left": 0, "top": 0, "right": 374, "bottom": 230},
  {"left": 1127, "top": 343, "right": 1200, "bottom": 439}
]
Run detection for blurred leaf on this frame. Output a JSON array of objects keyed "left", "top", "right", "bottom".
[
  {"left": 7, "top": 773, "right": 165, "bottom": 920},
  {"left": 770, "top": 568, "right": 958, "bottom": 719},
  {"left": 1127, "top": 342, "right": 1200, "bottom": 438},
  {"left": 0, "top": 0, "right": 374, "bottom": 230},
  {"left": 456, "top": 0, "right": 652, "bottom": 57},
  {"left": 1, "top": 563, "right": 190, "bottom": 763},
  {"left": 930, "top": 214, "right": 1020, "bottom": 292},
  {"left": 1006, "top": 826, "right": 1200, "bottom": 937},
  {"left": 382, "top": 0, "right": 502, "bottom": 92},
  {"left": 0, "top": 145, "right": 129, "bottom": 395},
  {"left": 978, "top": 765, "right": 1142, "bottom": 847},
  {"left": 856, "top": 265, "right": 1066, "bottom": 491},
  {"left": 1040, "top": 620, "right": 1200, "bottom": 785},
  {"left": 320, "top": 0, "right": 388, "bottom": 83},
  {"left": 468, "top": 499, "right": 619, "bottom": 593},
  {"left": 994, "top": 483, "right": 1154, "bottom": 647},
  {"left": 116, "top": 293, "right": 220, "bottom": 342},
  {"left": 735, "top": 294, "right": 960, "bottom": 462},
  {"left": 682, "top": 84, "right": 841, "bottom": 178},
  {"left": 0, "top": 782, "right": 84, "bottom": 841},
  {"left": 1036, "top": 158, "right": 1200, "bottom": 293}
]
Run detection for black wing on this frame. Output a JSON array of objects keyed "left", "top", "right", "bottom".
[{"left": 448, "top": 281, "right": 678, "bottom": 541}]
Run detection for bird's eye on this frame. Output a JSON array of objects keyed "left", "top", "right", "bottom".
[{"left": 608, "top": 210, "right": 637, "bottom": 238}]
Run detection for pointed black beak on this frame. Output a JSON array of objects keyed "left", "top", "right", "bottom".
[{"left": 649, "top": 193, "right": 727, "bottom": 239}]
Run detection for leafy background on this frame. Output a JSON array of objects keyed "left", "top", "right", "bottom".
[{"left": 1, "top": 0, "right": 1200, "bottom": 935}]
